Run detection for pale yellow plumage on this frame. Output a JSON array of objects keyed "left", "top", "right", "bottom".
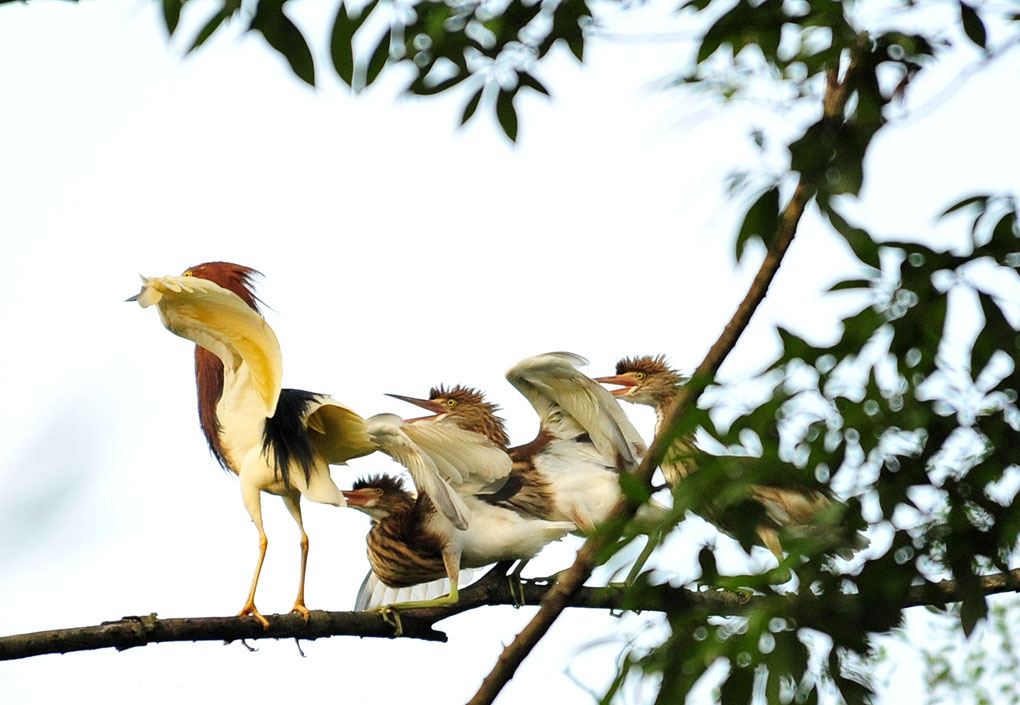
[{"left": 136, "top": 274, "right": 282, "bottom": 417}]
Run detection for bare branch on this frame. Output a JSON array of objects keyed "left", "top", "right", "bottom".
[{"left": 5, "top": 564, "right": 1020, "bottom": 663}]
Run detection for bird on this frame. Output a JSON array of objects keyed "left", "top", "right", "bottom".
[
  {"left": 347, "top": 385, "right": 576, "bottom": 611},
  {"left": 130, "top": 262, "right": 376, "bottom": 627},
  {"left": 596, "top": 354, "right": 861, "bottom": 560},
  {"left": 504, "top": 352, "right": 649, "bottom": 533}
]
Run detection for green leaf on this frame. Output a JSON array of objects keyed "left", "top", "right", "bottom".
[
  {"left": 960, "top": 594, "right": 988, "bottom": 638},
  {"left": 362, "top": 30, "right": 391, "bottom": 90},
  {"left": 188, "top": 7, "right": 230, "bottom": 53},
  {"left": 460, "top": 86, "right": 484, "bottom": 125},
  {"left": 162, "top": 0, "right": 183, "bottom": 36},
  {"left": 939, "top": 194, "right": 990, "bottom": 219},
  {"left": 959, "top": 1, "right": 988, "bottom": 49},
  {"left": 828, "top": 278, "right": 875, "bottom": 293},
  {"left": 517, "top": 71, "right": 550, "bottom": 98},
  {"left": 496, "top": 88, "right": 518, "bottom": 142},
  {"left": 329, "top": 2, "right": 357, "bottom": 86},
  {"left": 818, "top": 200, "right": 881, "bottom": 269},
  {"left": 735, "top": 185, "right": 780, "bottom": 261},
  {"left": 249, "top": 0, "right": 316, "bottom": 86}
]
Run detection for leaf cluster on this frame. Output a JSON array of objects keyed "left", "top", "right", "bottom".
[{"left": 607, "top": 193, "right": 1020, "bottom": 704}]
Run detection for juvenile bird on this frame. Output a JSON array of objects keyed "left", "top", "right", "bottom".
[
  {"left": 597, "top": 355, "right": 858, "bottom": 559},
  {"left": 346, "top": 389, "right": 574, "bottom": 611},
  {"left": 131, "top": 262, "right": 375, "bottom": 626},
  {"left": 505, "top": 352, "right": 649, "bottom": 533}
]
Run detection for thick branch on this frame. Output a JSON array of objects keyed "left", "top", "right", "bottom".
[
  {"left": 5, "top": 566, "right": 1019, "bottom": 662},
  {"left": 466, "top": 45, "right": 871, "bottom": 705}
]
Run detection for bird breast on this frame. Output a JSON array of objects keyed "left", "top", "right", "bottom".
[{"left": 214, "top": 363, "right": 268, "bottom": 473}]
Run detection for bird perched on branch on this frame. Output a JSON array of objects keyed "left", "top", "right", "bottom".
[
  {"left": 347, "top": 385, "right": 575, "bottom": 611},
  {"left": 504, "top": 352, "right": 648, "bottom": 533},
  {"left": 130, "top": 262, "right": 375, "bottom": 627},
  {"left": 597, "top": 355, "right": 859, "bottom": 559}
]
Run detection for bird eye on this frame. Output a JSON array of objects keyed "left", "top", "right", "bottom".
[
  {"left": 446, "top": 399, "right": 457, "bottom": 407},
  {"left": 635, "top": 372, "right": 646, "bottom": 380},
  {"left": 182, "top": 270, "right": 194, "bottom": 277}
]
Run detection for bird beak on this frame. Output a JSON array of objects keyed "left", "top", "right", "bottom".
[
  {"left": 342, "top": 489, "right": 375, "bottom": 507},
  {"left": 385, "top": 393, "right": 448, "bottom": 417},
  {"left": 594, "top": 374, "right": 637, "bottom": 396},
  {"left": 126, "top": 275, "right": 162, "bottom": 307}
]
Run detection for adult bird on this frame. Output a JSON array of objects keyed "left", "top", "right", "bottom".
[
  {"left": 130, "top": 262, "right": 376, "bottom": 626},
  {"left": 346, "top": 385, "right": 575, "bottom": 610},
  {"left": 596, "top": 354, "right": 859, "bottom": 559}
]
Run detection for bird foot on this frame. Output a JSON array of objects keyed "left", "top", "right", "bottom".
[
  {"left": 368, "top": 605, "right": 404, "bottom": 636},
  {"left": 290, "top": 602, "right": 311, "bottom": 624},
  {"left": 508, "top": 575, "right": 525, "bottom": 608},
  {"left": 238, "top": 602, "right": 271, "bottom": 629}
]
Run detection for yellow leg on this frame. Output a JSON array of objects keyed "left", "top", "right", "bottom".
[
  {"left": 282, "top": 494, "right": 311, "bottom": 622},
  {"left": 239, "top": 482, "right": 271, "bottom": 629},
  {"left": 238, "top": 531, "right": 270, "bottom": 628},
  {"left": 508, "top": 560, "right": 529, "bottom": 607},
  {"left": 370, "top": 547, "right": 461, "bottom": 613}
]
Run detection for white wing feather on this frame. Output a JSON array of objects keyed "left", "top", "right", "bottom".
[
  {"left": 366, "top": 413, "right": 470, "bottom": 530},
  {"left": 507, "top": 352, "right": 645, "bottom": 469},
  {"left": 134, "top": 274, "right": 282, "bottom": 416},
  {"left": 355, "top": 567, "right": 488, "bottom": 610},
  {"left": 400, "top": 419, "right": 513, "bottom": 494}
]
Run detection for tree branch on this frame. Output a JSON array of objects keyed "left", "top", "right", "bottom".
[
  {"left": 5, "top": 564, "right": 1019, "bottom": 662},
  {"left": 465, "top": 42, "right": 871, "bottom": 705}
]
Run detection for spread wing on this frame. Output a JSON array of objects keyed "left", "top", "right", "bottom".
[
  {"left": 133, "top": 274, "right": 282, "bottom": 417},
  {"left": 506, "top": 352, "right": 645, "bottom": 469},
  {"left": 366, "top": 413, "right": 470, "bottom": 530},
  {"left": 305, "top": 397, "right": 378, "bottom": 464},
  {"left": 400, "top": 418, "right": 513, "bottom": 495}
]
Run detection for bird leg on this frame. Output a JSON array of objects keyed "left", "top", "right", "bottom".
[
  {"left": 507, "top": 560, "right": 529, "bottom": 607},
  {"left": 371, "top": 547, "right": 462, "bottom": 612},
  {"left": 238, "top": 531, "right": 271, "bottom": 629},
  {"left": 611, "top": 530, "right": 663, "bottom": 589},
  {"left": 282, "top": 494, "right": 311, "bottom": 622},
  {"left": 239, "top": 482, "right": 271, "bottom": 629}
]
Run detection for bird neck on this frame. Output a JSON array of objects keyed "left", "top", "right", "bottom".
[{"left": 195, "top": 346, "right": 229, "bottom": 470}]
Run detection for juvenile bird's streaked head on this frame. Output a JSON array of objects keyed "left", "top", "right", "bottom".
[
  {"left": 343, "top": 475, "right": 415, "bottom": 522},
  {"left": 183, "top": 261, "right": 263, "bottom": 313},
  {"left": 595, "top": 355, "right": 686, "bottom": 408},
  {"left": 387, "top": 385, "right": 510, "bottom": 448}
]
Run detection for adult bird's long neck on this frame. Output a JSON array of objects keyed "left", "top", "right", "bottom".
[{"left": 195, "top": 345, "right": 230, "bottom": 470}]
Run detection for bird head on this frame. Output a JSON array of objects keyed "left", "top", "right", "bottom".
[
  {"left": 386, "top": 385, "right": 510, "bottom": 448},
  {"left": 343, "top": 475, "right": 414, "bottom": 522},
  {"left": 181, "top": 261, "right": 263, "bottom": 313},
  {"left": 595, "top": 355, "right": 686, "bottom": 407}
]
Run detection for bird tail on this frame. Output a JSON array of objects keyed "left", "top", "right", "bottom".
[{"left": 355, "top": 567, "right": 487, "bottom": 610}]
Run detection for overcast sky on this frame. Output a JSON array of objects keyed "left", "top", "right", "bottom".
[{"left": 1, "top": 1, "right": 1018, "bottom": 703}]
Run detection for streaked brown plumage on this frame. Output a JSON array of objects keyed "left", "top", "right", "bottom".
[
  {"left": 348, "top": 475, "right": 449, "bottom": 587},
  {"left": 599, "top": 355, "right": 853, "bottom": 559}
]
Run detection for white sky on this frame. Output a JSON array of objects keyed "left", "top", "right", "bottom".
[{"left": 0, "top": 1, "right": 1018, "bottom": 703}]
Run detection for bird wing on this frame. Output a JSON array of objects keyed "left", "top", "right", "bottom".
[
  {"left": 134, "top": 274, "right": 282, "bottom": 417},
  {"left": 354, "top": 567, "right": 487, "bottom": 610},
  {"left": 506, "top": 352, "right": 645, "bottom": 469},
  {"left": 400, "top": 418, "right": 513, "bottom": 495},
  {"left": 365, "top": 413, "right": 470, "bottom": 530},
  {"left": 304, "top": 396, "right": 378, "bottom": 464}
]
